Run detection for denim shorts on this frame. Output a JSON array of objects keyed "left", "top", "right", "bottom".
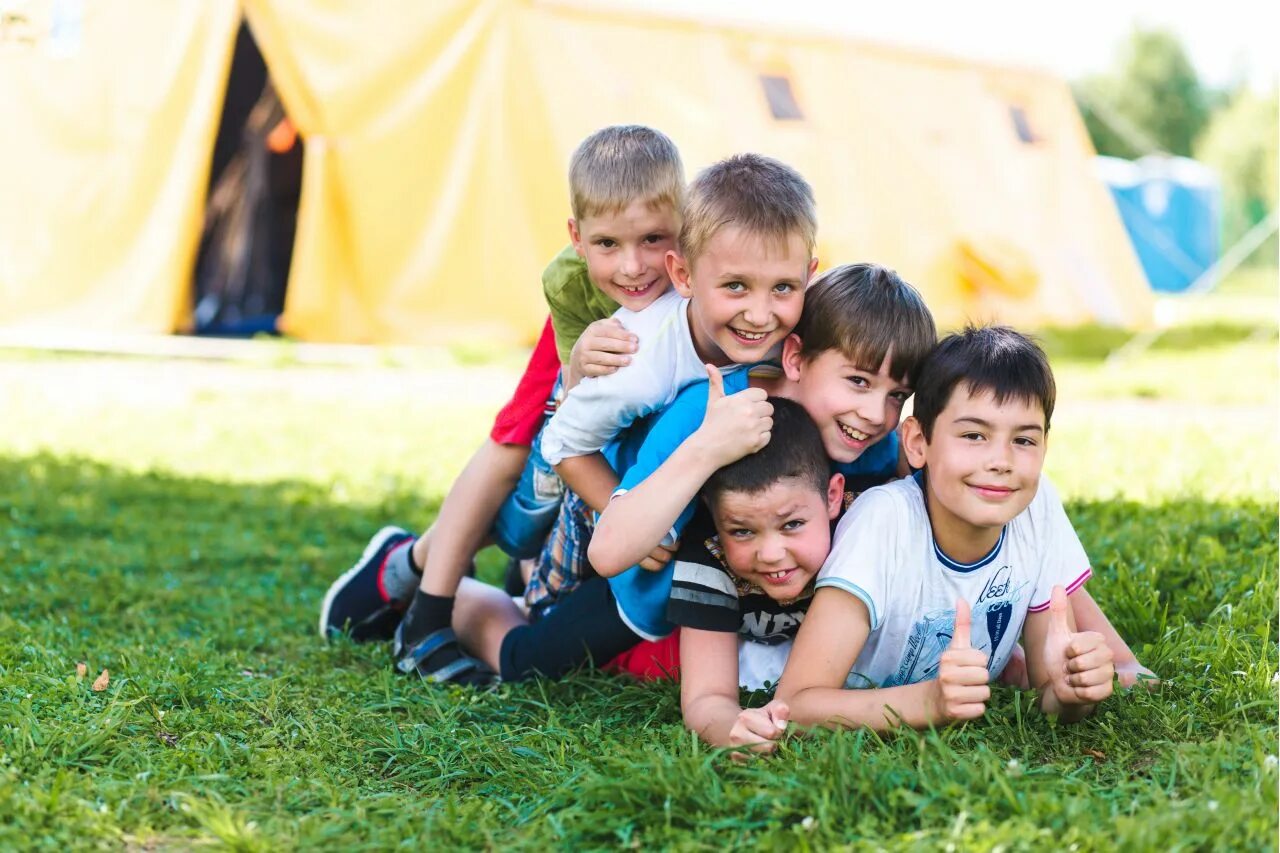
[{"left": 491, "top": 422, "right": 565, "bottom": 559}]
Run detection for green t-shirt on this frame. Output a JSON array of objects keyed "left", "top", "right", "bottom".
[{"left": 542, "top": 244, "right": 619, "bottom": 365}]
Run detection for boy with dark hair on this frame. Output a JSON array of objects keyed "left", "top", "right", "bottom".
[
  {"left": 667, "top": 398, "right": 842, "bottom": 752},
  {"left": 778, "top": 326, "right": 1141, "bottom": 730}
]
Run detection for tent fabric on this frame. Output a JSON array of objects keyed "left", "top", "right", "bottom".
[
  {"left": 1, "top": 0, "right": 1151, "bottom": 345},
  {"left": 0, "top": 0, "right": 239, "bottom": 335}
]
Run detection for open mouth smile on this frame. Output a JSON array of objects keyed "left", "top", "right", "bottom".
[
  {"left": 615, "top": 279, "right": 657, "bottom": 297},
  {"left": 759, "top": 568, "right": 799, "bottom": 585},
  {"left": 728, "top": 327, "right": 772, "bottom": 344},
  {"left": 838, "top": 422, "right": 873, "bottom": 444}
]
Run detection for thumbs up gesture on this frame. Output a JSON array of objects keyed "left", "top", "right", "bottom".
[
  {"left": 932, "top": 599, "right": 991, "bottom": 722},
  {"left": 1042, "top": 585, "right": 1115, "bottom": 708},
  {"left": 693, "top": 364, "right": 773, "bottom": 469}
]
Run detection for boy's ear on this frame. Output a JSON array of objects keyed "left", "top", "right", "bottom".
[
  {"left": 667, "top": 249, "right": 693, "bottom": 298},
  {"left": 826, "top": 473, "right": 845, "bottom": 519},
  {"left": 568, "top": 218, "right": 585, "bottom": 256},
  {"left": 807, "top": 256, "right": 819, "bottom": 279},
  {"left": 781, "top": 334, "right": 805, "bottom": 381},
  {"left": 901, "top": 416, "right": 928, "bottom": 470}
]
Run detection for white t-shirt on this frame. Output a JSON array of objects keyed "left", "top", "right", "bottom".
[
  {"left": 816, "top": 473, "right": 1091, "bottom": 689},
  {"left": 539, "top": 289, "right": 740, "bottom": 465}
]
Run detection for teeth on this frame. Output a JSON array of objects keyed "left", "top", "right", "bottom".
[
  {"left": 619, "top": 282, "right": 651, "bottom": 293},
  {"left": 767, "top": 570, "right": 791, "bottom": 579},
  {"left": 733, "top": 329, "right": 767, "bottom": 341},
  {"left": 839, "top": 423, "right": 869, "bottom": 442}
]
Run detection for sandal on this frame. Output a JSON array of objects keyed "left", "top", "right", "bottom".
[{"left": 393, "top": 624, "right": 499, "bottom": 687}]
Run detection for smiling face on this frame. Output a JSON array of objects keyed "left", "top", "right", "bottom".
[
  {"left": 667, "top": 226, "right": 813, "bottom": 367},
  {"left": 709, "top": 474, "right": 843, "bottom": 602},
  {"left": 782, "top": 338, "right": 913, "bottom": 466},
  {"left": 903, "top": 384, "right": 1048, "bottom": 559},
  {"left": 568, "top": 199, "right": 680, "bottom": 312}
]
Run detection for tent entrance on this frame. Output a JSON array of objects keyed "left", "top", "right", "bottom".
[{"left": 192, "top": 20, "right": 302, "bottom": 337}]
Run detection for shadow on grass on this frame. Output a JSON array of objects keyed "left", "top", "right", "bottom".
[
  {"left": 1038, "top": 318, "right": 1277, "bottom": 364},
  {"left": 3, "top": 451, "right": 1273, "bottom": 660}
]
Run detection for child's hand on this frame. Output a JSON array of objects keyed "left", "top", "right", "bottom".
[
  {"left": 571, "top": 318, "right": 638, "bottom": 380},
  {"left": 1115, "top": 659, "right": 1160, "bottom": 690},
  {"left": 933, "top": 599, "right": 991, "bottom": 722},
  {"left": 729, "top": 699, "right": 790, "bottom": 757},
  {"left": 695, "top": 364, "right": 773, "bottom": 468},
  {"left": 1043, "top": 586, "right": 1115, "bottom": 706},
  {"left": 637, "top": 540, "right": 679, "bottom": 572}
]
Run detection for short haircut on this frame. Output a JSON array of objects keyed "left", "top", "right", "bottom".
[
  {"left": 912, "top": 325, "right": 1056, "bottom": 440},
  {"left": 568, "top": 125, "right": 685, "bottom": 221},
  {"left": 678, "top": 153, "right": 817, "bottom": 263},
  {"left": 794, "top": 263, "right": 937, "bottom": 385},
  {"left": 702, "top": 397, "right": 829, "bottom": 510}
]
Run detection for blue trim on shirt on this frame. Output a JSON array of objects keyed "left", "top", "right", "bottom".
[
  {"left": 815, "top": 577, "right": 880, "bottom": 630},
  {"left": 933, "top": 526, "right": 1007, "bottom": 573}
]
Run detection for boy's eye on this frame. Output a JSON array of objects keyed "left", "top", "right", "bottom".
[
  {"left": 724, "top": 281, "right": 746, "bottom": 293},
  {"left": 890, "top": 391, "right": 911, "bottom": 404},
  {"left": 961, "top": 432, "right": 984, "bottom": 442},
  {"left": 730, "top": 528, "right": 754, "bottom": 539},
  {"left": 1013, "top": 436, "right": 1039, "bottom": 447},
  {"left": 847, "top": 375, "right": 868, "bottom": 388},
  {"left": 781, "top": 519, "right": 805, "bottom": 532},
  {"left": 643, "top": 233, "right": 668, "bottom": 245},
  {"left": 596, "top": 238, "right": 617, "bottom": 249},
  {"left": 773, "top": 282, "right": 796, "bottom": 294}
]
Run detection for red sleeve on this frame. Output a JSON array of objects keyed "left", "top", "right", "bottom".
[{"left": 489, "top": 316, "right": 561, "bottom": 446}]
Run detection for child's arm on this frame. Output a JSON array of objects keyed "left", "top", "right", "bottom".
[
  {"left": 680, "top": 628, "right": 789, "bottom": 753},
  {"left": 778, "top": 590, "right": 991, "bottom": 731},
  {"left": 1069, "top": 587, "right": 1157, "bottom": 688},
  {"left": 589, "top": 367, "right": 773, "bottom": 576},
  {"left": 1023, "top": 586, "right": 1115, "bottom": 722},
  {"left": 563, "top": 318, "right": 638, "bottom": 392}
]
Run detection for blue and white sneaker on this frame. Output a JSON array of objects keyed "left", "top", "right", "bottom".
[{"left": 319, "top": 526, "right": 414, "bottom": 642}]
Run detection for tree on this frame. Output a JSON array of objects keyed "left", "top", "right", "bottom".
[
  {"left": 1196, "top": 88, "right": 1279, "bottom": 263},
  {"left": 1074, "top": 28, "right": 1210, "bottom": 158}
]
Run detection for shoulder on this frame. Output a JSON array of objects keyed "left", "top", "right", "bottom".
[
  {"left": 541, "top": 245, "right": 586, "bottom": 296},
  {"left": 841, "top": 476, "right": 921, "bottom": 529},
  {"left": 614, "top": 289, "right": 686, "bottom": 340}
]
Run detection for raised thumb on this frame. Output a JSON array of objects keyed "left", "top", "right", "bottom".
[
  {"left": 1048, "top": 584, "right": 1071, "bottom": 633},
  {"left": 949, "top": 598, "right": 972, "bottom": 650},
  {"left": 705, "top": 363, "right": 725, "bottom": 400}
]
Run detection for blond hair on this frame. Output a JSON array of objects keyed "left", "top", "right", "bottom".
[
  {"left": 569, "top": 125, "right": 685, "bottom": 220},
  {"left": 678, "top": 153, "right": 816, "bottom": 263}
]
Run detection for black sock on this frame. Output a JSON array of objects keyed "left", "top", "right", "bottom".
[{"left": 399, "top": 589, "right": 454, "bottom": 649}]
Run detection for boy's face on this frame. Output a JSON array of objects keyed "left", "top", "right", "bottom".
[
  {"left": 903, "top": 384, "right": 1048, "bottom": 541},
  {"left": 667, "top": 226, "right": 814, "bottom": 367},
  {"left": 710, "top": 474, "right": 843, "bottom": 603},
  {"left": 783, "top": 337, "right": 912, "bottom": 465},
  {"left": 568, "top": 199, "right": 679, "bottom": 312}
]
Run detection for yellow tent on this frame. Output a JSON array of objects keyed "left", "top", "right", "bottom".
[{"left": 0, "top": 0, "right": 1150, "bottom": 345}]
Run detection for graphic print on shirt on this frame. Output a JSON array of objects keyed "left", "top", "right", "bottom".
[{"left": 884, "top": 566, "right": 1029, "bottom": 687}]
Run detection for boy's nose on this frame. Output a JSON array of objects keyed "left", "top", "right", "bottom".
[
  {"left": 620, "top": 248, "right": 643, "bottom": 277},
  {"left": 985, "top": 444, "right": 1013, "bottom": 472}
]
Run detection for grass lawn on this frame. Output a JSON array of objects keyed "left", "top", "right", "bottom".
[{"left": 0, "top": 272, "right": 1276, "bottom": 849}]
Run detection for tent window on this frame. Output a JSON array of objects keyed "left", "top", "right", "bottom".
[
  {"left": 1009, "top": 105, "right": 1038, "bottom": 144},
  {"left": 760, "top": 75, "right": 804, "bottom": 121}
]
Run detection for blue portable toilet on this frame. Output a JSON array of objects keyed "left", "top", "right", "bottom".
[{"left": 1094, "top": 156, "right": 1220, "bottom": 293}]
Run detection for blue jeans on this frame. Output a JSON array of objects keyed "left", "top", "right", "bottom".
[{"left": 491, "top": 420, "right": 565, "bottom": 560}]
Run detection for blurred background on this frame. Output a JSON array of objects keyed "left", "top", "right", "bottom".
[
  {"left": 0, "top": 0, "right": 1274, "bottom": 508},
  {"left": 0, "top": 0, "right": 1274, "bottom": 350}
]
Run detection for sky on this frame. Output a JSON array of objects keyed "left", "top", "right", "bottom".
[{"left": 594, "top": 0, "right": 1278, "bottom": 91}]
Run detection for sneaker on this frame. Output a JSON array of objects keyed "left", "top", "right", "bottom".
[{"left": 320, "top": 526, "right": 415, "bottom": 642}]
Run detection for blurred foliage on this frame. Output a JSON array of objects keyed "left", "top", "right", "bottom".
[
  {"left": 1074, "top": 28, "right": 1211, "bottom": 159},
  {"left": 1197, "top": 88, "right": 1279, "bottom": 264}
]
